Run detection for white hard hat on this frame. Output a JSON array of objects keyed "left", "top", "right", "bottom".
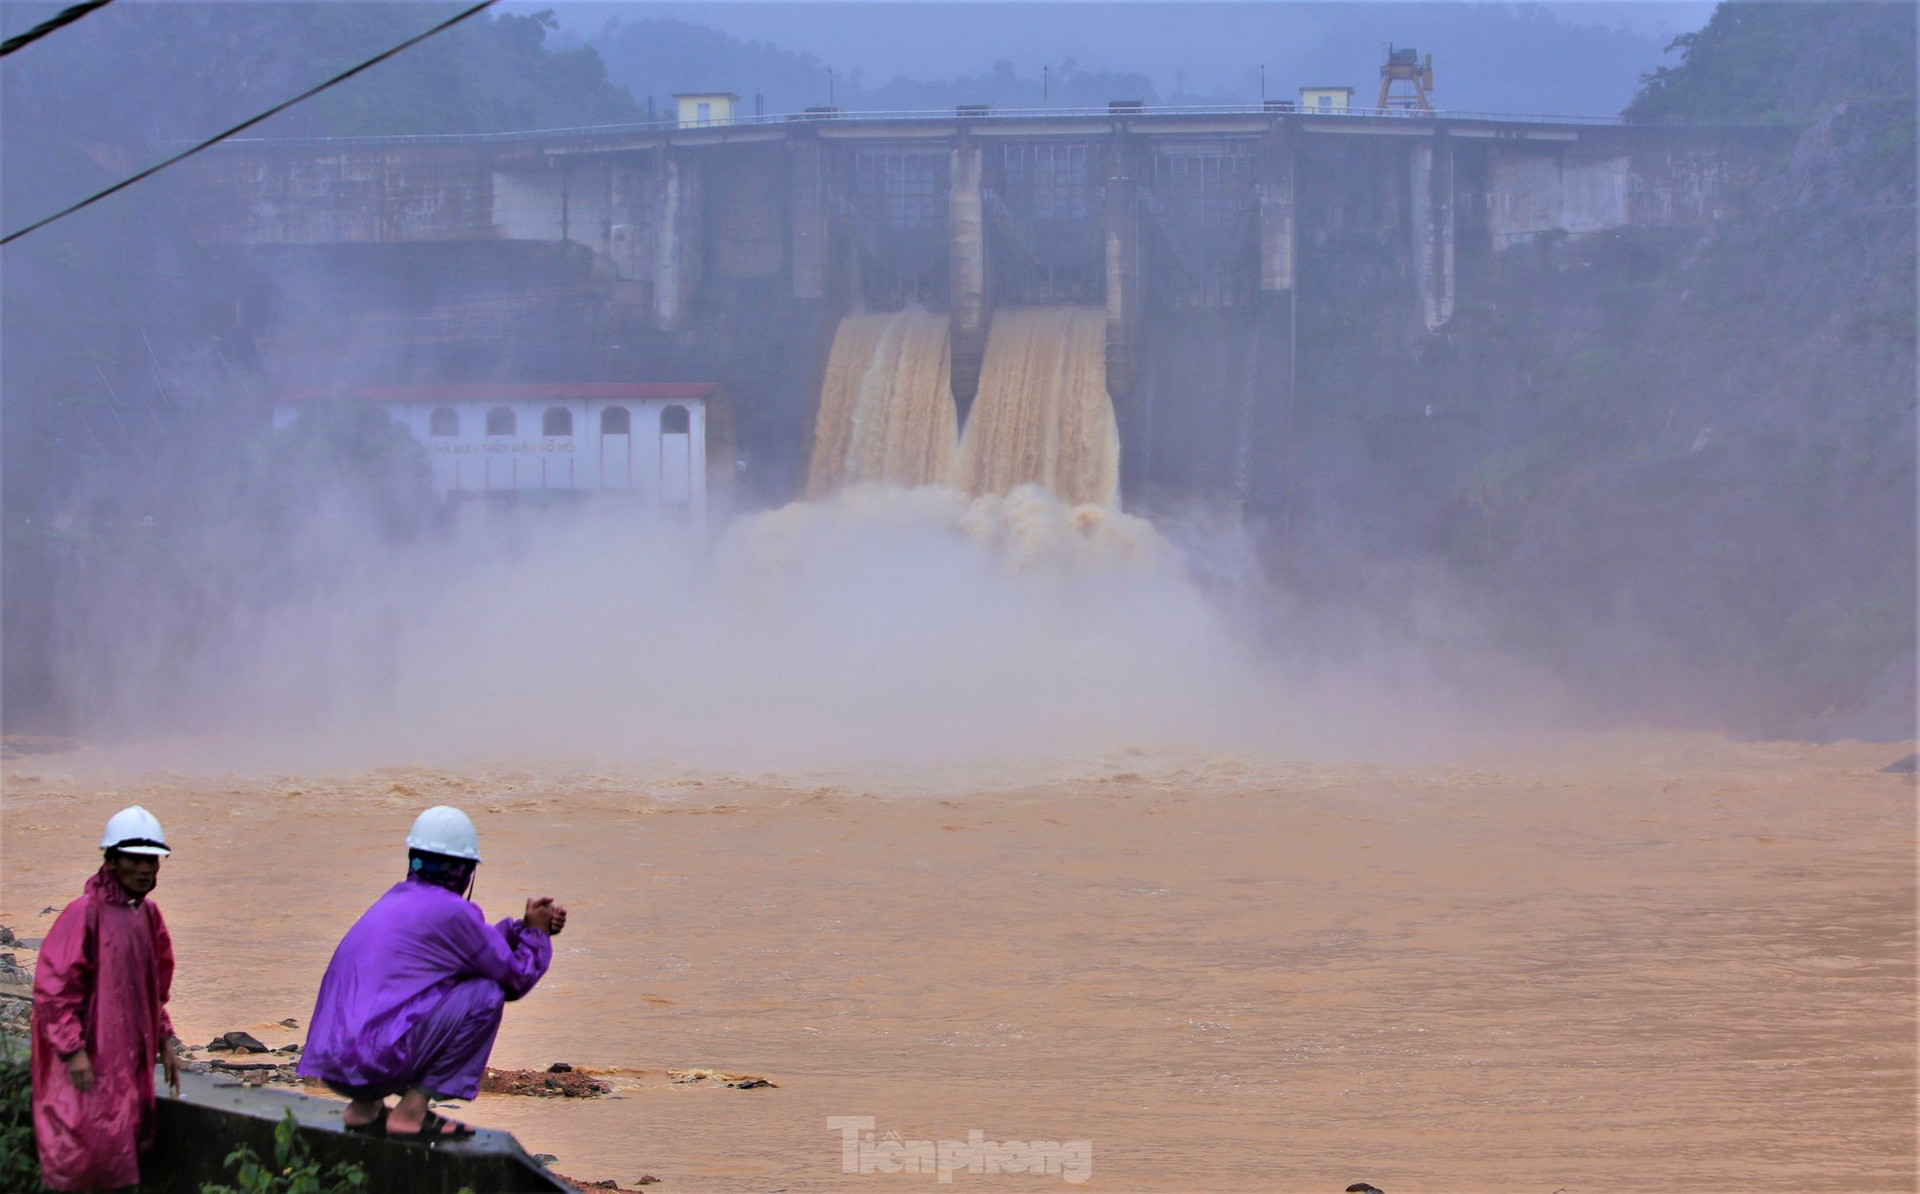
[
  {"left": 101, "top": 806, "right": 170, "bottom": 856},
  {"left": 405, "top": 806, "right": 479, "bottom": 861}
]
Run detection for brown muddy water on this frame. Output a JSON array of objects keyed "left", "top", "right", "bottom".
[{"left": 2, "top": 733, "right": 1913, "bottom": 1192}]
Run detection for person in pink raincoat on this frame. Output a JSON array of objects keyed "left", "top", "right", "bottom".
[
  {"left": 31, "top": 806, "right": 181, "bottom": 1192},
  {"left": 297, "top": 806, "right": 567, "bottom": 1141}
]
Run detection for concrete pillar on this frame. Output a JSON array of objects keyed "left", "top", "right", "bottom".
[
  {"left": 1411, "top": 133, "right": 1455, "bottom": 330},
  {"left": 653, "top": 149, "right": 702, "bottom": 332},
  {"left": 791, "top": 136, "right": 829, "bottom": 300},
  {"left": 1103, "top": 135, "right": 1140, "bottom": 401},
  {"left": 609, "top": 165, "right": 647, "bottom": 281},
  {"left": 1258, "top": 127, "right": 1295, "bottom": 293},
  {"left": 948, "top": 139, "right": 990, "bottom": 422}
]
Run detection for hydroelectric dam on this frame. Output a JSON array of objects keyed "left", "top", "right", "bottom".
[{"left": 185, "top": 104, "right": 1787, "bottom": 535}]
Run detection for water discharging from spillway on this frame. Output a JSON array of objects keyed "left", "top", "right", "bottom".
[
  {"left": 807, "top": 310, "right": 957, "bottom": 496},
  {"left": 808, "top": 306, "right": 1119, "bottom": 507}
]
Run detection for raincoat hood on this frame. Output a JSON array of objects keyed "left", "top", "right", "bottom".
[{"left": 88, "top": 863, "right": 145, "bottom": 907}]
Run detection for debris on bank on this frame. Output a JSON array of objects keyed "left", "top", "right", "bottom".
[
  {"left": 207, "top": 1030, "right": 271, "bottom": 1053},
  {"left": 173, "top": 1028, "right": 308, "bottom": 1086},
  {"left": 667, "top": 1068, "right": 776, "bottom": 1089},
  {"left": 555, "top": 1176, "right": 660, "bottom": 1192},
  {"left": 0, "top": 953, "right": 30, "bottom": 986},
  {"left": 0, "top": 931, "right": 32, "bottom": 1039},
  {"left": 482, "top": 1064, "right": 612, "bottom": 1098}
]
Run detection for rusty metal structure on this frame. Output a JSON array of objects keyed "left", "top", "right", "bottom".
[{"left": 1378, "top": 46, "right": 1435, "bottom": 113}]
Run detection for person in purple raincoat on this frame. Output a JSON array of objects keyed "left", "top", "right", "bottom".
[{"left": 298, "top": 806, "right": 568, "bottom": 1140}]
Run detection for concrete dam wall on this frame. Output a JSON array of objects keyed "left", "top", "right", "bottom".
[{"left": 182, "top": 111, "right": 1788, "bottom": 520}]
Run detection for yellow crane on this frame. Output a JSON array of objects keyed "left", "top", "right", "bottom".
[{"left": 1378, "top": 45, "right": 1435, "bottom": 112}]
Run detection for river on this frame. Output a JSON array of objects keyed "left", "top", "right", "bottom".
[{"left": 3, "top": 732, "right": 1912, "bottom": 1191}]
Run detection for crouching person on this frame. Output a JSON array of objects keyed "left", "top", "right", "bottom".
[
  {"left": 297, "top": 806, "right": 567, "bottom": 1140},
  {"left": 32, "top": 806, "right": 180, "bottom": 1193}
]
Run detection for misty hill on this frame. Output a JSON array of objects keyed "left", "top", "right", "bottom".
[
  {"left": 579, "top": 2, "right": 1688, "bottom": 116},
  {"left": 0, "top": 3, "right": 635, "bottom": 154},
  {"left": 586, "top": 17, "right": 1163, "bottom": 114},
  {"left": 1439, "top": 1, "right": 1917, "bottom": 737}
]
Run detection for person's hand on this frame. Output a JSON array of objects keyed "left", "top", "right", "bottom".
[
  {"left": 161, "top": 1037, "right": 181, "bottom": 1096},
  {"left": 64, "top": 1051, "right": 94, "bottom": 1093},
  {"left": 524, "top": 897, "right": 567, "bottom": 937},
  {"left": 524, "top": 897, "right": 556, "bottom": 935}
]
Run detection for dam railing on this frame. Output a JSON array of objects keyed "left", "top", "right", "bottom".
[{"left": 209, "top": 102, "right": 1635, "bottom": 150}]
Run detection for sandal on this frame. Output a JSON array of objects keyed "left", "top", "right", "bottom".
[
  {"left": 342, "top": 1106, "right": 389, "bottom": 1136},
  {"left": 387, "top": 1110, "right": 474, "bottom": 1143}
]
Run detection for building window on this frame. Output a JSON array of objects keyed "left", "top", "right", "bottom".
[
  {"left": 428, "top": 408, "right": 459, "bottom": 437},
  {"left": 486, "top": 406, "right": 516, "bottom": 436},
  {"left": 660, "top": 405, "right": 690, "bottom": 434},
  {"left": 1317, "top": 95, "right": 1333, "bottom": 113},
  {"left": 601, "top": 406, "right": 631, "bottom": 435},
  {"left": 697, "top": 101, "right": 712, "bottom": 126},
  {"left": 542, "top": 407, "right": 573, "bottom": 437}
]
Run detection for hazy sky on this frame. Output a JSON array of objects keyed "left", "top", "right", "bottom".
[{"left": 536, "top": 1, "right": 1718, "bottom": 110}]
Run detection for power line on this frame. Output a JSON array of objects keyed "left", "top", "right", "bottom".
[
  {"left": 1, "top": 0, "right": 115, "bottom": 59},
  {"left": 0, "top": 0, "right": 496, "bottom": 247}
]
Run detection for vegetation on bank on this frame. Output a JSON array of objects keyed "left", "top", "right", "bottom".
[
  {"left": 1, "top": 1045, "right": 43, "bottom": 1193},
  {"left": 202, "top": 1111, "right": 368, "bottom": 1194}
]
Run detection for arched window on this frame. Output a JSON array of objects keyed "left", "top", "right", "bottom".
[
  {"left": 542, "top": 407, "right": 573, "bottom": 437},
  {"left": 600, "top": 406, "right": 631, "bottom": 435},
  {"left": 660, "top": 404, "right": 690, "bottom": 434},
  {"left": 486, "top": 406, "right": 516, "bottom": 437},
  {"left": 428, "top": 408, "right": 459, "bottom": 437}
]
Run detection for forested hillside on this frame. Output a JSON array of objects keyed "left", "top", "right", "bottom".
[
  {"left": 1628, "top": 0, "right": 1915, "bottom": 124},
  {"left": 1, "top": 5, "right": 635, "bottom": 146},
  {"left": 1440, "top": 1, "right": 1916, "bottom": 736}
]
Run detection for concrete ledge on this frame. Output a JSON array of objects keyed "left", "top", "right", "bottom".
[{"left": 147, "top": 1072, "right": 571, "bottom": 1193}]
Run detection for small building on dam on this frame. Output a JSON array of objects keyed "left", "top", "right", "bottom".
[{"left": 274, "top": 383, "right": 724, "bottom": 517}]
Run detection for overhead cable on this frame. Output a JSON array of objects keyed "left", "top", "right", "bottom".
[
  {"left": 1, "top": 0, "right": 115, "bottom": 59},
  {"left": 1, "top": 0, "right": 496, "bottom": 247}
]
